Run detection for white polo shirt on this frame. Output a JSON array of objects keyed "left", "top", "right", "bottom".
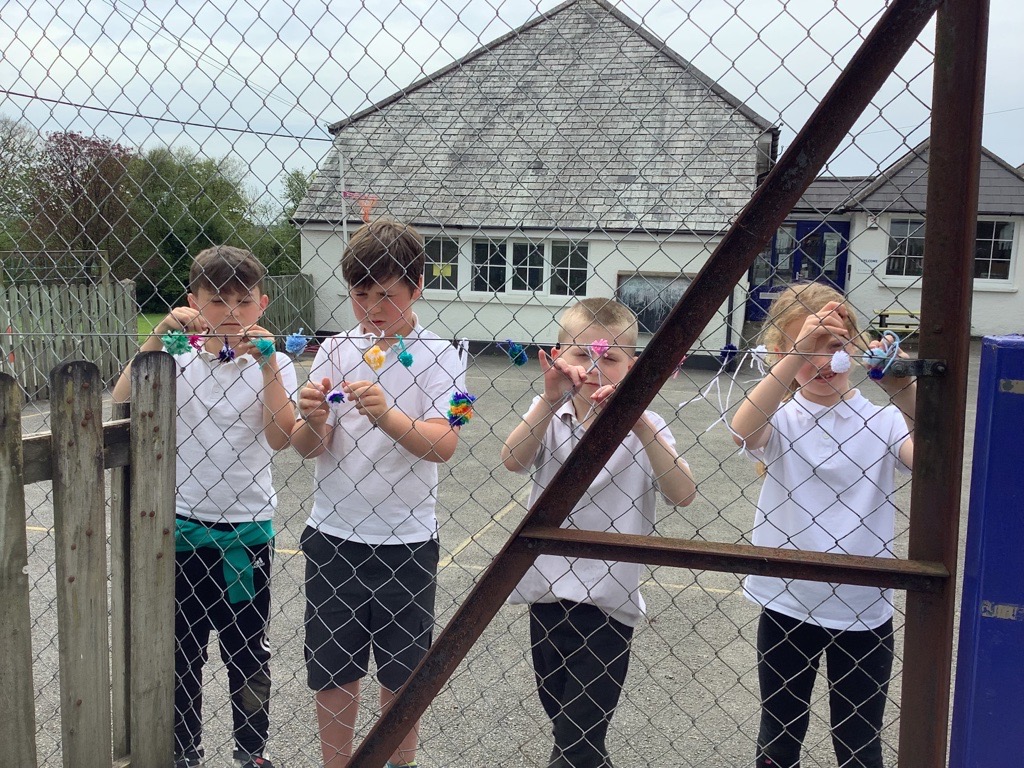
[
  {"left": 306, "top": 324, "right": 466, "bottom": 545},
  {"left": 508, "top": 398, "right": 682, "bottom": 628},
  {"left": 174, "top": 350, "right": 298, "bottom": 523},
  {"left": 743, "top": 390, "right": 911, "bottom": 631}
]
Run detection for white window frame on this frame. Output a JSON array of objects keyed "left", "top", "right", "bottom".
[{"left": 881, "top": 216, "right": 1018, "bottom": 289}]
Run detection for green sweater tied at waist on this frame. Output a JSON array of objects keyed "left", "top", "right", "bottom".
[{"left": 175, "top": 518, "right": 274, "bottom": 603}]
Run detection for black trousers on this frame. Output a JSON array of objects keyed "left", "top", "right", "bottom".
[
  {"left": 174, "top": 540, "right": 274, "bottom": 760},
  {"left": 756, "top": 608, "right": 895, "bottom": 768},
  {"left": 529, "top": 600, "right": 634, "bottom": 768}
]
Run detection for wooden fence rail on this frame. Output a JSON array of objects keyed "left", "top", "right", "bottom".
[{"left": 0, "top": 354, "right": 176, "bottom": 768}]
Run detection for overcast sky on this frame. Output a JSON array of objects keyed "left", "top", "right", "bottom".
[{"left": 1, "top": 0, "right": 1020, "bottom": 208}]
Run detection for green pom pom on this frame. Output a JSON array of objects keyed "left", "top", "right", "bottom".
[{"left": 161, "top": 330, "right": 192, "bottom": 355}]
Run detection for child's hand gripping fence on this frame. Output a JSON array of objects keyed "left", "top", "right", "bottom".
[{"left": 0, "top": 0, "right": 995, "bottom": 765}]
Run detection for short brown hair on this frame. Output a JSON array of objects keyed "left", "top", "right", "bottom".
[
  {"left": 341, "top": 218, "right": 424, "bottom": 290},
  {"left": 558, "top": 297, "right": 639, "bottom": 350},
  {"left": 189, "top": 245, "right": 266, "bottom": 295}
]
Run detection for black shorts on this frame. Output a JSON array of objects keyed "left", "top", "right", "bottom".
[{"left": 301, "top": 526, "right": 439, "bottom": 692}]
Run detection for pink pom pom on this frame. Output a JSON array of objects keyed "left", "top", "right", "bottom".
[{"left": 590, "top": 339, "right": 610, "bottom": 358}]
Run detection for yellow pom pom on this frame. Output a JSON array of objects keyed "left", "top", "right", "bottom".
[{"left": 363, "top": 345, "right": 386, "bottom": 371}]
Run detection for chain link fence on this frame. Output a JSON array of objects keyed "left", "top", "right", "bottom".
[{"left": 0, "top": 0, "right": 1007, "bottom": 765}]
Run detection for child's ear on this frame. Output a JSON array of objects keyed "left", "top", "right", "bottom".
[
  {"left": 411, "top": 275, "right": 424, "bottom": 302},
  {"left": 187, "top": 293, "right": 199, "bottom": 311},
  {"left": 259, "top": 293, "right": 270, "bottom": 313}
]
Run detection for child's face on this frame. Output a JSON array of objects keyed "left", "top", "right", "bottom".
[
  {"left": 560, "top": 323, "right": 635, "bottom": 393},
  {"left": 782, "top": 316, "right": 852, "bottom": 406},
  {"left": 188, "top": 285, "right": 267, "bottom": 339},
  {"left": 349, "top": 275, "right": 421, "bottom": 338}
]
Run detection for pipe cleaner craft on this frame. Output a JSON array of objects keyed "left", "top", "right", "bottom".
[
  {"left": 863, "top": 332, "right": 901, "bottom": 380},
  {"left": 396, "top": 335, "right": 414, "bottom": 367},
  {"left": 447, "top": 391, "right": 476, "bottom": 426},
  {"left": 285, "top": 328, "right": 309, "bottom": 356},
  {"left": 161, "top": 329, "right": 193, "bottom": 356},
  {"left": 501, "top": 340, "right": 529, "bottom": 367},
  {"left": 218, "top": 337, "right": 236, "bottom": 363},
  {"left": 363, "top": 344, "right": 386, "bottom": 371},
  {"left": 252, "top": 337, "right": 277, "bottom": 360}
]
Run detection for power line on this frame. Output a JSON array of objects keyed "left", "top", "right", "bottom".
[{"left": 0, "top": 88, "right": 332, "bottom": 142}]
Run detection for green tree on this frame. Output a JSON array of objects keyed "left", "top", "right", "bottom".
[
  {"left": 0, "top": 115, "right": 39, "bottom": 253},
  {"left": 129, "top": 147, "right": 253, "bottom": 309},
  {"left": 246, "top": 167, "right": 312, "bottom": 276}
]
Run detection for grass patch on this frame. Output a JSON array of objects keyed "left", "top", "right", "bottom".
[{"left": 138, "top": 313, "right": 165, "bottom": 344}]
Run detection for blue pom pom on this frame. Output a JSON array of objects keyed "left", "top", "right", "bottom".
[
  {"left": 719, "top": 344, "right": 738, "bottom": 365},
  {"left": 868, "top": 368, "right": 885, "bottom": 380},
  {"left": 327, "top": 390, "right": 345, "bottom": 404},
  {"left": 285, "top": 328, "right": 309, "bottom": 355},
  {"left": 504, "top": 340, "right": 528, "bottom": 366}
]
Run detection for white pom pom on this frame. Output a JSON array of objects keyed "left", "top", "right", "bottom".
[{"left": 830, "top": 349, "right": 851, "bottom": 373}]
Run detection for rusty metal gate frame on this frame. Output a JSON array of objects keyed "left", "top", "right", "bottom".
[{"left": 350, "top": 1, "right": 987, "bottom": 765}]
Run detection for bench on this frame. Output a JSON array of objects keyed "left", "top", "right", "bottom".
[{"left": 874, "top": 308, "right": 920, "bottom": 339}]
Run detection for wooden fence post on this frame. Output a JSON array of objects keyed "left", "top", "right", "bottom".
[
  {"left": 0, "top": 372, "right": 37, "bottom": 765},
  {"left": 129, "top": 352, "right": 176, "bottom": 767},
  {"left": 50, "top": 361, "right": 112, "bottom": 768}
]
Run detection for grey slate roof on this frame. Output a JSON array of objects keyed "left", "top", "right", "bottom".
[
  {"left": 847, "top": 140, "right": 1024, "bottom": 216},
  {"left": 295, "top": 0, "right": 777, "bottom": 233},
  {"left": 791, "top": 177, "right": 873, "bottom": 214}
]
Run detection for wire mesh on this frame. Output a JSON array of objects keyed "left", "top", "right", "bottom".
[{"left": 0, "top": 0, "right": 1008, "bottom": 765}]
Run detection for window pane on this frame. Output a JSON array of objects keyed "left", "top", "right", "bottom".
[
  {"left": 887, "top": 219, "right": 925, "bottom": 275},
  {"left": 990, "top": 259, "right": 1011, "bottom": 280},
  {"left": 511, "top": 242, "right": 544, "bottom": 291},
  {"left": 472, "top": 240, "right": 506, "bottom": 293},
  {"left": 551, "top": 241, "right": 588, "bottom": 296},
  {"left": 976, "top": 220, "right": 995, "bottom": 239},
  {"left": 974, "top": 220, "right": 1013, "bottom": 280},
  {"left": 425, "top": 237, "right": 458, "bottom": 291}
]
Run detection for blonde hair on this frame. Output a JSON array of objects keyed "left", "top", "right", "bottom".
[
  {"left": 558, "top": 297, "right": 639, "bottom": 351},
  {"left": 759, "top": 282, "right": 865, "bottom": 365}
]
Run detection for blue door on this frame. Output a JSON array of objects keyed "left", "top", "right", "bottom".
[{"left": 745, "top": 220, "right": 850, "bottom": 321}]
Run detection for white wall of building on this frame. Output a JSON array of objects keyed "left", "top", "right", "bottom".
[
  {"left": 300, "top": 224, "right": 745, "bottom": 360},
  {"left": 843, "top": 213, "right": 1024, "bottom": 337}
]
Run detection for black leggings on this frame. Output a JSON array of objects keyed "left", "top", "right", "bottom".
[
  {"left": 756, "top": 609, "right": 894, "bottom": 768},
  {"left": 530, "top": 601, "right": 634, "bottom": 768}
]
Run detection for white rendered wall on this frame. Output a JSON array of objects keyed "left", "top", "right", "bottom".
[{"left": 300, "top": 224, "right": 745, "bottom": 358}]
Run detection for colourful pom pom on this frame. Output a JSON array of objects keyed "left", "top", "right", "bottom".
[
  {"left": 719, "top": 343, "right": 739, "bottom": 364},
  {"left": 252, "top": 337, "right": 276, "bottom": 359},
  {"left": 447, "top": 391, "right": 476, "bottom": 426},
  {"left": 504, "top": 340, "right": 528, "bottom": 366},
  {"left": 868, "top": 367, "right": 886, "bottom": 380},
  {"left": 285, "top": 328, "right": 308, "bottom": 355},
  {"left": 396, "top": 335, "right": 414, "bottom": 367},
  {"left": 161, "top": 329, "right": 192, "bottom": 356},
  {"left": 864, "top": 347, "right": 889, "bottom": 369},
  {"left": 188, "top": 334, "right": 205, "bottom": 350},
  {"left": 590, "top": 339, "right": 610, "bottom": 358},
  {"left": 218, "top": 337, "right": 236, "bottom": 363},
  {"left": 327, "top": 390, "right": 345, "bottom": 404},
  {"left": 830, "top": 349, "right": 851, "bottom": 374},
  {"left": 363, "top": 345, "right": 386, "bottom": 371}
]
